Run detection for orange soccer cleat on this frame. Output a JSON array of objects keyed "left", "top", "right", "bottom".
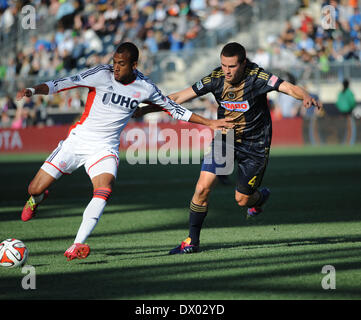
[
  {"left": 21, "top": 190, "right": 49, "bottom": 222},
  {"left": 64, "top": 243, "right": 90, "bottom": 261}
]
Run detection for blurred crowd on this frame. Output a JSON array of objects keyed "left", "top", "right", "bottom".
[
  {"left": 252, "top": 0, "right": 361, "bottom": 71},
  {"left": 1, "top": 0, "right": 252, "bottom": 77},
  {"left": 0, "top": 0, "right": 253, "bottom": 128},
  {"left": 0, "top": 90, "right": 85, "bottom": 129},
  {"left": 251, "top": 0, "right": 361, "bottom": 121},
  {"left": 0, "top": 0, "right": 360, "bottom": 128}
]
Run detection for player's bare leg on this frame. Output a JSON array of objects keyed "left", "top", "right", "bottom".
[
  {"left": 21, "top": 169, "right": 56, "bottom": 221},
  {"left": 169, "top": 171, "right": 217, "bottom": 254},
  {"left": 91, "top": 172, "right": 115, "bottom": 191},
  {"left": 65, "top": 172, "right": 115, "bottom": 261},
  {"left": 235, "top": 188, "right": 271, "bottom": 218},
  {"left": 235, "top": 190, "right": 258, "bottom": 207},
  {"left": 191, "top": 171, "right": 218, "bottom": 207}
]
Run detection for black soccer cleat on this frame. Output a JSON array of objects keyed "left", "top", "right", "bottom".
[
  {"left": 247, "top": 187, "right": 271, "bottom": 218},
  {"left": 169, "top": 237, "right": 199, "bottom": 254}
]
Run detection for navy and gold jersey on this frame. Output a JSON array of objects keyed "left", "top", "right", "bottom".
[{"left": 192, "top": 59, "right": 284, "bottom": 157}]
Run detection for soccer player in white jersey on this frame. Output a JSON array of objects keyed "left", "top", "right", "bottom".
[{"left": 16, "top": 42, "right": 233, "bottom": 261}]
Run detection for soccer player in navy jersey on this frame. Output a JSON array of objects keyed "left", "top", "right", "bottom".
[
  {"left": 15, "top": 42, "right": 234, "bottom": 260},
  {"left": 138, "top": 42, "right": 319, "bottom": 254}
]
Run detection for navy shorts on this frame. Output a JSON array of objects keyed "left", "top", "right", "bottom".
[{"left": 201, "top": 136, "right": 270, "bottom": 195}]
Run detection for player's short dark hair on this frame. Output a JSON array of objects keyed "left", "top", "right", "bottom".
[
  {"left": 115, "top": 42, "right": 139, "bottom": 63},
  {"left": 221, "top": 42, "right": 246, "bottom": 63}
]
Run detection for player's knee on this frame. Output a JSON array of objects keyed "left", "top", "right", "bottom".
[{"left": 235, "top": 193, "right": 250, "bottom": 207}]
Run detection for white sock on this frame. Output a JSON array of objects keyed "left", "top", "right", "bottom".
[{"left": 74, "top": 197, "right": 107, "bottom": 244}]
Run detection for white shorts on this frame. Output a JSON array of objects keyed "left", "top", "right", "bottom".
[{"left": 41, "top": 138, "right": 119, "bottom": 180}]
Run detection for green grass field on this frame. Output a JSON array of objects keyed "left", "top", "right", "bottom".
[{"left": 1, "top": 145, "right": 361, "bottom": 300}]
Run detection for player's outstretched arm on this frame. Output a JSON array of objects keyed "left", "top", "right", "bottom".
[
  {"left": 168, "top": 87, "right": 234, "bottom": 129},
  {"left": 134, "top": 102, "right": 234, "bottom": 130},
  {"left": 16, "top": 84, "right": 50, "bottom": 101},
  {"left": 278, "top": 81, "right": 320, "bottom": 109},
  {"left": 168, "top": 87, "right": 198, "bottom": 104},
  {"left": 132, "top": 103, "right": 164, "bottom": 118},
  {"left": 134, "top": 87, "right": 198, "bottom": 118},
  {"left": 146, "top": 82, "right": 234, "bottom": 130},
  {"left": 188, "top": 113, "right": 235, "bottom": 131}
]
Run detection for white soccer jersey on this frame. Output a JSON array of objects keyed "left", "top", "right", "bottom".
[{"left": 45, "top": 65, "right": 192, "bottom": 153}]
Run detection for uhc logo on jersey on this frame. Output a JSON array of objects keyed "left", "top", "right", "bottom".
[
  {"left": 221, "top": 100, "right": 250, "bottom": 112},
  {"left": 102, "top": 93, "right": 139, "bottom": 109}
]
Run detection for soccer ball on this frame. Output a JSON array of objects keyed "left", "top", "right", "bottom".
[{"left": 0, "top": 239, "right": 28, "bottom": 268}]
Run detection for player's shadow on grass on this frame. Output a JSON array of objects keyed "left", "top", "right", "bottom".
[
  {"left": 95, "top": 233, "right": 361, "bottom": 257},
  {"left": 201, "top": 234, "right": 361, "bottom": 252},
  {"left": 3, "top": 244, "right": 361, "bottom": 299},
  {"left": 23, "top": 233, "right": 361, "bottom": 261},
  {"left": 1, "top": 152, "right": 361, "bottom": 227},
  {"left": 20, "top": 220, "right": 189, "bottom": 243},
  {"left": 0, "top": 201, "right": 180, "bottom": 222}
]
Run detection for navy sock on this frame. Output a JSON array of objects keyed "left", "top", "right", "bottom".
[
  {"left": 188, "top": 201, "right": 208, "bottom": 246},
  {"left": 247, "top": 190, "right": 262, "bottom": 208}
]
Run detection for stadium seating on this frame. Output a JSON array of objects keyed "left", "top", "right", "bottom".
[{"left": 0, "top": 0, "right": 360, "bottom": 130}]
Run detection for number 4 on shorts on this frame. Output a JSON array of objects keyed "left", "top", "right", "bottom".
[{"left": 248, "top": 175, "right": 257, "bottom": 187}]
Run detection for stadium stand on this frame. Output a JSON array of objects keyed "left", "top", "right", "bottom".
[{"left": 0, "top": 0, "right": 360, "bottom": 141}]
